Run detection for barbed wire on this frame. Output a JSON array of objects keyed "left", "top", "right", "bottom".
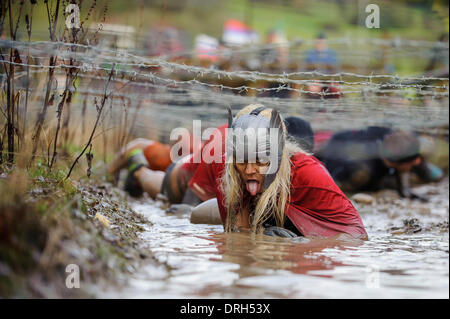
[
  {"left": 1, "top": 38, "right": 448, "bottom": 140},
  {"left": 2, "top": 58, "right": 448, "bottom": 98},
  {"left": 2, "top": 40, "right": 448, "bottom": 83},
  {"left": 8, "top": 55, "right": 449, "bottom": 91},
  {"left": 19, "top": 71, "right": 448, "bottom": 135}
]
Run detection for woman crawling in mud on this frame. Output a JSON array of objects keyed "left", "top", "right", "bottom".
[
  {"left": 108, "top": 104, "right": 368, "bottom": 240},
  {"left": 207, "top": 105, "right": 367, "bottom": 240}
]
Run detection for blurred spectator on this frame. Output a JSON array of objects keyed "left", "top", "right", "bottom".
[
  {"left": 194, "top": 34, "right": 220, "bottom": 64},
  {"left": 222, "top": 19, "right": 259, "bottom": 47},
  {"left": 261, "top": 29, "right": 289, "bottom": 70},
  {"left": 425, "top": 33, "right": 449, "bottom": 77},
  {"left": 304, "top": 32, "right": 338, "bottom": 73},
  {"left": 145, "top": 26, "right": 186, "bottom": 58},
  {"left": 303, "top": 33, "right": 341, "bottom": 98}
]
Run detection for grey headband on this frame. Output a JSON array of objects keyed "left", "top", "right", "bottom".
[{"left": 226, "top": 107, "right": 285, "bottom": 190}]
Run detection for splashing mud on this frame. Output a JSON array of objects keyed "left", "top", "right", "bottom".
[{"left": 106, "top": 178, "right": 448, "bottom": 298}]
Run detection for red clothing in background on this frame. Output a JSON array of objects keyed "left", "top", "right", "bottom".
[{"left": 187, "top": 124, "right": 228, "bottom": 201}]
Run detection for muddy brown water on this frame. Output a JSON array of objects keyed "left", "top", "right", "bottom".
[{"left": 107, "top": 178, "right": 449, "bottom": 298}]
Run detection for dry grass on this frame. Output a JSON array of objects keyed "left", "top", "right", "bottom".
[{"left": 0, "top": 163, "right": 151, "bottom": 298}]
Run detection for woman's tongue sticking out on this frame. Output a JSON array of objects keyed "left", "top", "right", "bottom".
[{"left": 246, "top": 180, "right": 261, "bottom": 196}]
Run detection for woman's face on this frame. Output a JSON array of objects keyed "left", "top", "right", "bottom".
[{"left": 234, "top": 161, "right": 270, "bottom": 196}]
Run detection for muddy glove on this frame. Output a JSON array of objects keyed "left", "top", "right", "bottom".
[
  {"left": 264, "top": 226, "right": 310, "bottom": 243},
  {"left": 406, "top": 191, "right": 429, "bottom": 202},
  {"left": 264, "top": 226, "right": 298, "bottom": 238},
  {"left": 398, "top": 191, "right": 428, "bottom": 202},
  {"left": 396, "top": 171, "right": 429, "bottom": 202}
]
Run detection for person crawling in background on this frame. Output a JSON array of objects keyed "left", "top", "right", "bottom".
[
  {"left": 316, "top": 127, "right": 444, "bottom": 201},
  {"left": 107, "top": 133, "right": 202, "bottom": 200},
  {"left": 107, "top": 122, "right": 232, "bottom": 208},
  {"left": 284, "top": 116, "right": 315, "bottom": 154}
]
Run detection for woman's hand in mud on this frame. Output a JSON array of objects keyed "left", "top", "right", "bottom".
[{"left": 396, "top": 171, "right": 429, "bottom": 202}]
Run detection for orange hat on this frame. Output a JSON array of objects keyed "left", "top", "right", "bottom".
[{"left": 143, "top": 142, "right": 172, "bottom": 171}]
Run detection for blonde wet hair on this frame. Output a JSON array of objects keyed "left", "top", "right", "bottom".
[{"left": 221, "top": 104, "right": 307, "bottom": 233}]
